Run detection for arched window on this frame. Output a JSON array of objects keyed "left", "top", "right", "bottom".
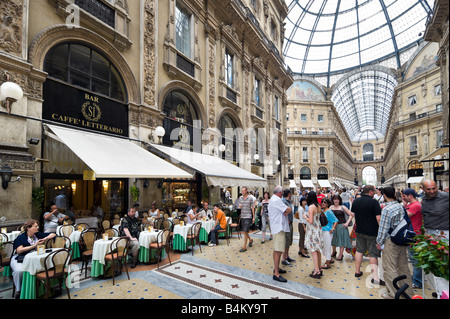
[
  {"left": 408, "top": 160, "right": 423, "bottom": 170},
  {"left": 318, "top": 167, "right": 328, "bottom": 175},
  {"left": 300, "top": 166, "right": 311, "bottom": 179},
  {"left": 218, "top": 114, "right": 239, "bottom": 162},
  {"left": 44, "top": 43, "right": 126, "bottom": 102},
  {"left": 363, "top": 143, "right": 374, "bottom": 161},
  {"left": 163, "top": 90, "right": 200, "bottom": 127}
]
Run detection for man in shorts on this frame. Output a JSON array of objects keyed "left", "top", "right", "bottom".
[
  {"left": 351, "top": 185, "right": 384, "bottom": 285},
  {"left": 268, "top": 186, "right": 291, "bottom": 283},
  {"left": 237, "top": 187, "right": 255, "bottom": 252}
]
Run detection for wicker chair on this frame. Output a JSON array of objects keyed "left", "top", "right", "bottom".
[
  {"left": 112, "top": 218, "right": 121, "bottom": 226},
  {"left": 104, "top": 237, "right": 130, "bottom": 286},
  {"left": 172, "top": 218, "right": 180, "bottom": 225},
  {"left": 103, "top": 228, "right": 116, "bottom": 238},
  {"left": 153, "top": 218, "right": 164, "bottom": 230},
  {"left": 75, "top": 223, "right": 90, "bottom": 232},
  {"left": 186, "top": 222, "right": 202, "bottom": 256},
  {"left": 58, "top": 225, "right": 74, "bottom": 237},
  {"left": 101, "top": 220, "right": 111, "bottom": 231},
  {"left": 80, "top": 229, "right": 98, "bottom": 278},
  {"left": 35, "top": 248, "right": 72, "bottom": 299},
  {"left": 149, "top": 229, "right": 171, "bottom": 269},
  {"left": 45, "top": 235, "right": 71, "bottom": 249}
]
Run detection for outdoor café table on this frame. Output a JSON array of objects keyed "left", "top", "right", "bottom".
[
  {"left": 56, "top": 226, "right": 82, "bottom": 259},
  {"left": 198, "top": 219, "right": 215, "bottom": 243},
  {"left": 20, "top": 248, "right": 70, "bottom": 299},
  {"left": 90, "top": 237, "right": 120, "bottom": 278},
  {"left": 172, "top": 223, "right": 194, "bottom": 252},
  {"left": 75, "top": 217, "right": 98, "bottom": 228},
  {"left": 138, "top": 230, "right": 166, "bottom": 263},
  {"left": 2, "top": 230, "right": 21, "bottom": 242}
]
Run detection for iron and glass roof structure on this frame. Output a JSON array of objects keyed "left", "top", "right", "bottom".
[{"left": 283, "top": 0, "right": 435, "bottom": 141}]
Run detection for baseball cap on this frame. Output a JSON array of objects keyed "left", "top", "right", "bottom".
[{"left": 402, "top": 188, "right": 418, "bottom": 197}]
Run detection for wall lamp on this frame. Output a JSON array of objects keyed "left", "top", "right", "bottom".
[
  {"left": 155, "top": 126, "right": 165, "bottom": 144},
  {"left": 0, "top": 161, "right": 20, "bottom": 190},
  {"left": 0, "top": 80, "right": 24, "bottom": 114}
]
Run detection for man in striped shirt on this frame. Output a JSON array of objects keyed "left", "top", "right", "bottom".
[
  {"left": 376, "top": 187, "right": 414, "bottom": 299},
  {"left": 237, "top": 186, "right": 255, "bottom": 252}
]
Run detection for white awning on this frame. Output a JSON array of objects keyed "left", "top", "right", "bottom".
[
  {"left": 45, "top": 124, "right": 193, "bottom": 179},
  {"left": 300, "top": 180, "right": 315, "bottom": 188},
  {"left": 149, "top": 144, "right": 267, "bottom": 188},
  {"left": 334, "top": 181, "right": 343, "bottom": 188},
  {"left": 318, "top": 180, "right": 332, "bottom": 188},
  {"left": 421, "top": 145, "right": 449, "bottom": 162},
  {"left": 406, "top": 176, "right": 425, "bottom": 184},
  {"left": 289, "top": 180, "right": 297, "bottom": 189}
]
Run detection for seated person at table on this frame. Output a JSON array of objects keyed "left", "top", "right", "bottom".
[
  {"left": 208, "top": 204, "right": 227, "bottom": 247},
  {"left": 186, "top": 204, "right": 200, "bottom": 224},
  {"left": 198, "top": 202, "right": 213, "bottom": 219},
  {"left": 10, "top": 220, "right": 56, "bottom": 299},
  {"left": 65, "top": 205, "right": 76, "bottom": 223},
  {"left": 119, "top": 207, "right": 141, "bottom": 268},
  {"left": 43, "top": 205, "right": 70, "bottom": 233},
  {"left": 148, "top": 201, "right": 160, "bottom": 218}
]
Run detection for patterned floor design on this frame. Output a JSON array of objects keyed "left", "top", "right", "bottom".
[{"left": 155, "top": 259, "right": 316, "bottom": 299}]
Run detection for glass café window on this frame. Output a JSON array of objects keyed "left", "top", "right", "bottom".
[{"left": 44, "top": 43, "right": 126, "bottom": 102}]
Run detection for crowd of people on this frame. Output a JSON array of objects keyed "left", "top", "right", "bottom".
[{"left": 254, "top": 180, "right": 448, "bottom": 299}]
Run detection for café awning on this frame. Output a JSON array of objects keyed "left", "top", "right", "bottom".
[
  {"left": 149, "top": 144, "right": 267, "bottom": 188},
  {"left": 318, "top": 180, "right": 332, "bottom": 188},
  {"left": 300, "top": 180, "right": 315, "bottom": 188},
  {"left": 45, "top": 124, "right": 193, "bottom": 179},
  {"left": 421, "top": 145, "right": 449, "bottom": 162},
  {"left": 406, "top": 176, "right": 425, "bottom": 184},
  {"left": 289, "top": 180, "right": 298, "bottom": 189},
  {"left": 334, "top": 180, "right": 343, "bottom": 188}
]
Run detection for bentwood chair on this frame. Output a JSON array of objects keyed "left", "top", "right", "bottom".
[
  {"left": 229, "top": 216, "right": 241, "bottom": 239},
  {"left": 80, "top": 228, "right": 98, "bottom": 278},
  {"left": 148, "top": 229, "right": 171, "bottom": 269},
  {"left": 162, "top": 219, "right": 174, "bottom": 251},
  {"left": 112, "top": 218, "right": 121, "bottom": 226},
  {"left": 58, "top": 225, "right": 74, "bottom": 237},
  {"left": 153, "top": 218, "right": 164, "bottom": 230},
  {"left": 101, "top": 220, "right": 111, "bottom": 231},
  {"left": 103, "top": 228, "right": 116, "bottom": 238},
  {"left": 75, "top": 223, "right": 90, "bottom": 232},
  {"left": 45, "top": 235, "right": 71, "bottom": 249},
  {"left": 104, "top": 237, "right": 130, "bottom": 286},
  {"left": 186, "top": 222, "right": 202, "bottom": 256},
  {"left": 172, "top": 218, "right": 180, "bottom": 225},
  {"left": 35, "top": 248, "right": 72, "bottom": 299},
  {"left": 218, "top": 217, "right": 231, "bottom": 246}
]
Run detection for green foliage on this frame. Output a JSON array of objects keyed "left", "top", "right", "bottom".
[
  {"left": 130, "top": 186, "right": 140, "bottom": 202},
  {"left": 411, "top": 230, "right": 449, "bottom": 281},
  {"left": 32, "top": 187, "right": 45, "bottom": 215}
]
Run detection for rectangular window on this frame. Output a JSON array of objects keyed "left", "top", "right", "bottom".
[
  {"left": 436, "top": 130, "right": 444, "bottom": 147},
  {"left": 409, "top": 112, "right": 416, "bottom": 121},
  {"left": 286, "top": 113, "right": 290, "bottom": 122},
  {"left": 302, "top": 147, "right": 308, "bottom": 161},
  {"left": 434, "top": 84, "right": 442, "bottom": 96},
  {"left": 318, "top": 114, "right": 324, "bottom": 122},
  {"left": 408, "top": 95, "right": 417, "bottom": 106},
  {"left": 319, "top": 129, "right": 324, "bottom": 135},
  {"left": 274, "top": 96, "right": 279, "bottom": 121},
  {"left": 175, "top": 5, "right": 191, "bottom": 58},
  {"left": 225, "top": 51, "right": 234, "bottom": 88},
  {"left": 255, "top": 77, "right": 261, "bottom": 107},
  {"left": 409, "top": 136, "right": 417, "bottom": 152},
  {"left": 436, "top": 104, "right": 442, "bottom": 112},
  {"left": 301, "top": 114, "right": 307, "bottom": 122},
  {"left": 302, "top": 128, "right": 307, "bottom": 134},
  {"left": 319, "top": 148, "right": 325, "bottom": 160}
]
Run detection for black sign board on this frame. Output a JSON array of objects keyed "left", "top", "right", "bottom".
[
  {"left": 162, "top": 117, "right": 202, "bottom": 152},
  {"left": 43, "top": 80, "right": 128, "bottom": 137}
]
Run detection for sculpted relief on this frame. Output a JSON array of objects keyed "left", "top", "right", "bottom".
[{"left": 0, "top": 0, "right": 23, "bottom": 56}]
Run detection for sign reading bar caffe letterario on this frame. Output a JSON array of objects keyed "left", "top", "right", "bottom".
[{"left": 43, "top": 80, "right": 128, "bottom": 137}]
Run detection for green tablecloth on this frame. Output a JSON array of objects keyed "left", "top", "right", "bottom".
[
  {"left": 71, "top": 242, "right": 81, "bottom": 259},
  {"left": 138, "top": 247, "right": 166, "bottom": 263},
  {"left": 172, "top": 234, "right": 192, "bottom": 251},
  {"left": 2, "top": 265, "right": 11, "bottom": 277},
  {"left": 20, "top": 271, "right": 70, "bottom": 299}
]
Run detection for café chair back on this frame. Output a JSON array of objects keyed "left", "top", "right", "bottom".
[
  {"left": 149, "top": 229, "right": 171, "bottom": 269},
  {"left": 177, "top": 211, "right": 184, "bottom": 217},
  {"left": 80, "top": 228, "right": 98, "bottom": 278},
  {"left": 163, "top": 213, "right": 170, "bottom": 219},
  {"left": 103, "top": 228, "right": 116, "bottom": 238},
  {"left": 153, "top": 218, "right": 164, "bottom": 230},
  {"left": 0, "top": 241, "right": 15, "bottom": 297},
  {"left": 218, "top": 217, "right": 231, "bottom": 246},
  {"left": 16, "top": 225, "right": 25, "bottom": 233},
  {"left": 229, "top": 216, "right": 241, "bottom": 239},
  {"left": 101, "top": 220, "right": 111, "bottom": 231},
  {"left": 76, "top": 223, "right": 90, "bottom": 232},
  {"left": 65, "top": 219, "right": 74, "bottom": 225},
  {"left": 104, "top": 237, "right": 130, "bottom": 285},
  {"left": 0, "top": 233, "right": 8, "bottom": 243},
  {"left": 162, "top": 219, "right": 174, "bottom": 250},
  {"left": 112, "top": 218, "right": 121, "bottom": 226},
  {"left": 142, "top": 212, "right": 148, "bottom": 218},
  {"left": 58, "top": 225, "right": 74, "bottom": 237},
  {"left": 45, "top": 236, "right": 71, "bottom": 249},
  {"left": 35, "top": 248, "right": 72, "bottom": 299},
  {"left": 187, "top": 222, "right": 202, "bottom": 256},
  {"left": 172, "top": 218, "right": 180, "bottom": 225}
]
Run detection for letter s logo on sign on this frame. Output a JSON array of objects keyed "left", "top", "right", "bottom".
[{"left": 82, "top": 101, "right": 102, "bottom": 122}]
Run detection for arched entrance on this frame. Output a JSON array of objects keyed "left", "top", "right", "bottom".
[{"left": 362, "top": 166, "right": 377, "bottom": 185}]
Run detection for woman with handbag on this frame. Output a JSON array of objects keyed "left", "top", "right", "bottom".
[
  {"left": 303, "top": 191, "right": 324, "bottom": 279},
  {"left": 330, "top": 195, "right": 354, "bottom": 261}
]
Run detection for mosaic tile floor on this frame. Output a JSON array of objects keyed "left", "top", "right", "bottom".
[{"left": 0, "top": 221, "right": 437, "bottom": 300}]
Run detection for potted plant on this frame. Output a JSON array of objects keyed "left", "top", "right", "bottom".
[
  {"left": 411, "top": 230, "right": 449, "bottom": 298},
  {"left": 32, "top": 187, "right": 45, "bottom": 217},
  {"left": 130, "top": 186, "right": 140, "bottom": 202}
]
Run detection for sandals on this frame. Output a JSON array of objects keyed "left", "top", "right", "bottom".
[
  {"left": 239, "top": 248, "right": 247, "bottom": 252},
  {"left": 321, "top": 264, "right": 331, "bottom": 269},
  {"left": 249, "top": 240, "right": 254, "bottom": 247}
]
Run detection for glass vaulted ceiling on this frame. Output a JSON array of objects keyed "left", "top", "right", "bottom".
[
  {"left": 284, "top": 0, "right": 434, "bottom": 78},
  {"left": 283, "top": 0, "right": 435, "bottom": 142}
]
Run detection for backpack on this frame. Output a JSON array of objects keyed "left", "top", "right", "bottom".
[{"left": 388, "top": 207, "right": 416, "bottom": 246}]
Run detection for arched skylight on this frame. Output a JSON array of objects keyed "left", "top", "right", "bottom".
[
  {"left": 283, "top": 0, "right": 434, "bottom": 84},
  {"left": 331, "top": 68, "right": 398, "bottom": 142}
]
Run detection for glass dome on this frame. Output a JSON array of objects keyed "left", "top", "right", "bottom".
[{"left": 283, "top": 0, "right": 435, "bottom": 81}]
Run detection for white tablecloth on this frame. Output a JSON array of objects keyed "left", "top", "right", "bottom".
[
  {"left": 22, "top": 248, "right": 66, "bottom": 276},
  {"left": 75, "top": 217, "right": 98, "bottom": 228},
  {"left": 173, "top": 224, "right": 193, "bottom": 241},
  {"left": 2, "top": 231, "right": 21, "bottom": 242},
  {"left": 200, "top": 219, "right": 215, "bottom": 234},
  {"left": 92, "top": 237, "right": 119, "bottom": 265},
  {"left": 138, "top": 230, "right": 162, "bottom": 248}
]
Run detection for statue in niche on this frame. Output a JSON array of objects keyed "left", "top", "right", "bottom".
[{"left": 0, "top": 15, "right": 21, "bottom": 54}]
